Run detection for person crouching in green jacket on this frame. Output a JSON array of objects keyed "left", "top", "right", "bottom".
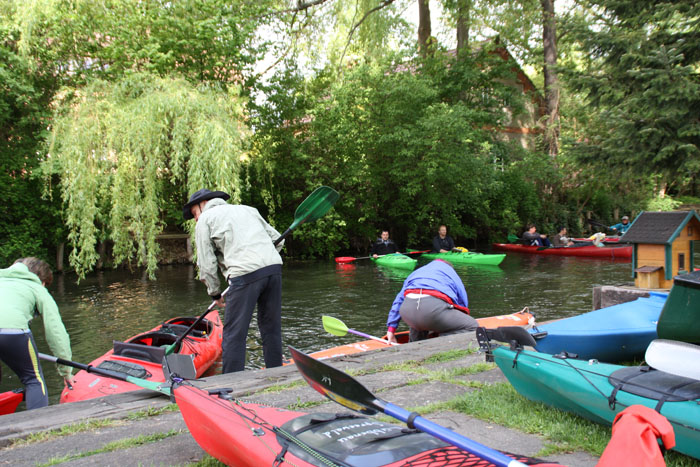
[{"left": 0, "top": 257, "right": 73, "bottom": 410}]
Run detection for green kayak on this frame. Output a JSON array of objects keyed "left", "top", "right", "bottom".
[
  {"left": 484, "top": 340, "right": 700, "bottom": 460},
  {"left": 371, "top": 253, "right": 417, "bottom": 271},
  {"left": 419, "top": 251, "right": 506, "bottom": 266}
]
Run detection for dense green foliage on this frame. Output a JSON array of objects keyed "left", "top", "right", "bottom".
[
  {"left": 0, "top": 22, "right": 62, "bottom": 266},
  {"left": 565, "top": 0, "right": 700, "bottom": 196},
  {"left": 42, "top": 74, "right": 248, "bottom": 278},
  {"left": 250, "top": 50, "right": 542, "bottom": 253}
]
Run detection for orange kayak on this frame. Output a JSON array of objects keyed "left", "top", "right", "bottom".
[{"left": 301, "top": 309, "right": 535, "bottom": 362}]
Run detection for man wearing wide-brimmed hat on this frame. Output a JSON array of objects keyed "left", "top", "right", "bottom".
[{"left": 183, "top": 189, "right": 285, "bottom": 373}]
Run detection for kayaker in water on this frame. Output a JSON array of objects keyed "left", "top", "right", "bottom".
[
  {"left": 550, "top": 226, "right": 574, "bottom": 247},
  {"left": 183, "top": 189, "right": 285, "bottom": 373},
  {"left": 431, "top": 225, "right": 455, "bottom": 253},
  {"left": 0, "top": 257, "right": 73, "bottom": 410},
  {"left": 370, "top": 230, "right": 398, "bottom": 258},
  {"left": 609, "top": 215, "right": 631, "bottom": 234},
  {"left": 521, "top": 224, "right": 551, "bottom": 247},
  {"left": 386, "top": 259, "right": 478, "bottom": 343}
]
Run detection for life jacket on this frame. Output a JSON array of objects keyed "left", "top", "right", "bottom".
[
  {"left": 404, "top": 288, "right": 470, "bottom": 315},
  {"left": 596, "top": 405, "right": 675, "bottom": 467}
]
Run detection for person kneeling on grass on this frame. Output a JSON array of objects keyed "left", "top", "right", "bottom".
[{"left": 386, "top": 259, "right": 477, "bottom": 343}]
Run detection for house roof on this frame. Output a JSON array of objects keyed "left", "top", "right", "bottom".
[{"left": 620, "top": 210, "right": 700, "bottom": 244}]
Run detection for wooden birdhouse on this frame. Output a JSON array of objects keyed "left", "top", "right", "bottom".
[{"left": 620, "top": 210, "right": 700, "bottom": 289}]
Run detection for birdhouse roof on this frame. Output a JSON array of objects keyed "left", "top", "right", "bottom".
[{"left": 620, "top": 210, "right": 700, "bottom": 244}]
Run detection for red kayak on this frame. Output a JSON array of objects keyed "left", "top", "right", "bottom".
[
  {"left": 173, "top": 382, "right": 557, "bottom": 467},
  {"left": 492, "top": 243, "right": 632, "bottom": 259},
  {"left": 0, "top": 389, "right": 23, "bottom": 415},
  {"left": 60, "top": 310, "right": 223, "bottom": 403}
]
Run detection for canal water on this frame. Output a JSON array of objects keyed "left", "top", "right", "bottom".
[{"left": 1, "top": 253, "right": 634, "bottom": 407}]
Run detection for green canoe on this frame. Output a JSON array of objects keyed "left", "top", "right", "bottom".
[
  {"left": 488, "top": 343, "right": 700, "bottom": 459},
  {"left": 418, "top": 251, "right": 506, "bottom": 266},
  {"left": 371, "top": 253, "right": 417, "bottom": 271},
  {"left": 657, "top": 270, "right": 700, "bottom": 345}
]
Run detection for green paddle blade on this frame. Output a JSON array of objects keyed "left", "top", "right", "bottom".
[
  {"left": 507, "top": 233, "right": 519, "bottom": 243},
  {"left": 322, "top": 315, "right": 349, "bottom": 337},
  {"left": 289, "top": 186, "right": 340, "bottom": 231}
]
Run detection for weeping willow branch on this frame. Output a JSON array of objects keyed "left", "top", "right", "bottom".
[
  {"left": 42, "top": 73, "right": 249, "bottom": 280},
  {"left": 338, "top": 0, "right": 397, "bottom": 68}
]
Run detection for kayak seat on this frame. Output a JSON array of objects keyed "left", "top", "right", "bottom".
[
  {"left": 608, "top": 366, "right": 700, "bottom": 411},
  {"left": 278, "top": 412, "right": 446, "bottom": 467},
  {"left": 487, "top": 326, "right": 538, "bottom": 348},
  {"left": 113, "top": 340, "right": 167, "bottom": 364},
  {"left": 164, "top": 316, "right": 212, "bottom": 335},
  {"left": 127, "top": 331, "right": 178, "bottom": 347}
]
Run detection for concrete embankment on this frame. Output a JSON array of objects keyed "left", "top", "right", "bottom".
[{"left": 0, "top": 333, "right": 598, "bottom": 466}]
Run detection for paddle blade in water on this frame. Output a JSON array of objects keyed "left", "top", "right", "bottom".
[
  {"left": 334, "top": 257, "right": 356, "bottom": 263},
  {"left": 289, "top": 186, "right": 339, "bottom": 230},
  {"left": 322, "top": 315, "right": 349, "bottom": 337},
  {"left": 289, "top": 346, "right": 378, "bottom": 415}
]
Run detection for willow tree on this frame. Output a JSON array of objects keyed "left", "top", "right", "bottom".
[{"left": 42, "top": 73, "right": 248, "bottom": 279}]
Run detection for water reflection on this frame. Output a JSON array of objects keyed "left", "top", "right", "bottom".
[{"left": 1, "top": 255, "right": 634, "bottom": 408}]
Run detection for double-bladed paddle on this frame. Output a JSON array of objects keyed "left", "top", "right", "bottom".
[
  {"left": 288, "top": 346, "right": 527, "bottom": 467},
  {"left": 39, "top": 353, "right": 176, "bottom": 396},
  {"left": 166, "top": 186, "right": 340, "bottom": 356},
  {"left": 322, "top": 315, "right": 398, "bottom": 346}
]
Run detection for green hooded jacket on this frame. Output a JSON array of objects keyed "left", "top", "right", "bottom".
[{"left": 0, "top": 263, "right": 72, "bottom": 377}]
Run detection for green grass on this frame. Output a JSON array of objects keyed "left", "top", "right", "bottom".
[
  {"left": 38, "top": 429, "right": 183, "bottom": 466},
  {"left": 435, "top": 382, "right": 697, "bottom": 466},
  {"left": 287, "top": 397, "right": 325, "bottom": 410},
  {"left": 253, "top": 379, "right": 306, "bottom": 394},
  {"left": 12, "top": 419, "right": 121, "bottom": 446},
  {"left": 423, "top": 347, "right": 477, "bottom": 363},
  {"left": 186, "top": 455, "right": 227, "bottom": 466},
  {"left": 10, "top": 404, "right": 178, "bottom": 448}
]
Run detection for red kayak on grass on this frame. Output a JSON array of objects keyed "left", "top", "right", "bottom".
[
  {"left": 60, "top": 310, "right": 223, "bottom": 403},
  {"left": 492, "top": 243, "right": 632, "bottom": 259},
  {"left": 173, "top": 381, "right": 558, "bottom": 467}
]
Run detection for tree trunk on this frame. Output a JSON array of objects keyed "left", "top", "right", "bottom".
[
  {"left": 541, "top": 0, "right": 559, "bottom": 157},
  {"left": 56, "top": 242, "right": 64, "bottom": 272},
  {"left": 456, "top": 0, "right": 470, "bottom": 55},
  {"left": 418, "top": 0, "right": 432, "bottom": 57}
]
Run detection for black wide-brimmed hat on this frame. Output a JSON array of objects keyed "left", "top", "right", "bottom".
[{"left": 182, "top": 189, "right": 230, "bottom": 220}]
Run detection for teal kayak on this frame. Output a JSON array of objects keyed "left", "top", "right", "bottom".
[
  {"left": 482, "top": 336, "right": 700, "bottom": 460},
  {"left": 419, "top": 251, "right": 506, "bottom": 266},
  {"left": 371, "top": 253, "right": 417, "bottom": 271}
]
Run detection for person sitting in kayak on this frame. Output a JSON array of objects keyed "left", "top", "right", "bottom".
[
  {"left": 0, "top": 257, "right": 73, "bottom": 410},
  {"left": 609, "top": 216, "right": 631, "bottom": 234},
  {"left": 550, "top": 226, "right": 574, "bottom": 247},
  {"left": 431, "top": 225, "right": 455, "bottom": 253},
  {"left": 521, "top": 224, "right": 551, "bottom": 247},
  {"left": 370, "top": 230, "right": 398, "bottom": 258},
  {"left": 386, "top": 259, "right": 478, "bottom": 343}
]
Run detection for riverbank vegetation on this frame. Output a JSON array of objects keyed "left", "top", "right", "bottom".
[{"left": 1, "top": 0, "right": 698, "bottom": 277}]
